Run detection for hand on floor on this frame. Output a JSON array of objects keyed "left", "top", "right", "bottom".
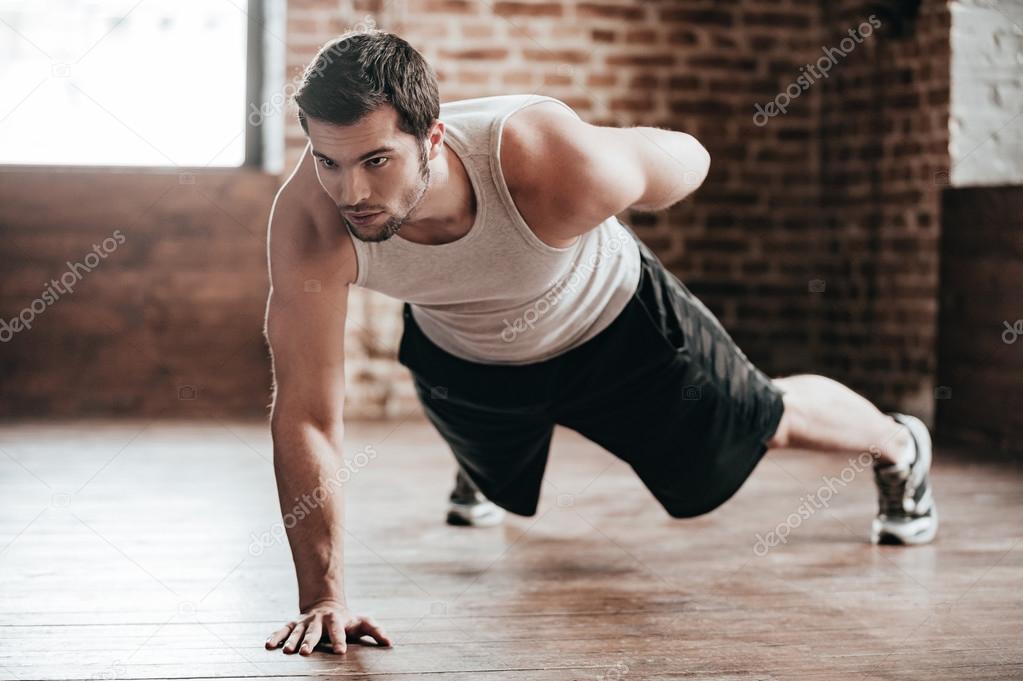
[{"left": 265, "top": 599, "right": 393, "bottom": 655}]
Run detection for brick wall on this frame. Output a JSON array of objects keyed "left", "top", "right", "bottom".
[
  {"left": 0, "top": 168, "right": 277, "bottom": 418},
  {"left": 816, "top": 0, "right": 950, "bottom": 424}
]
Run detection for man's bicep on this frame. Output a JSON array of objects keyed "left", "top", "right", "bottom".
[
  {"left": 264, "top": 168, "right": 358, "bottom": 436},
  {"left": 265, "top": 200, "right": 353, "bottom": 441},
  {"left": 541, "top": 118, "right": 648, "bottom": 222},
  {"left": 560, "top": 122, "right": 709, "bottom": 215},
  {"left": 265, "top": 280, "right": 350, "bottom": 441}
]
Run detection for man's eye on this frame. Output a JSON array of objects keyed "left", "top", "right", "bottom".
[
  {"left": 367, "top": 157, "right": 388, "bottom": 168},
  {"left": 318, "top": 157, "right": 335, "bottom": 169}
]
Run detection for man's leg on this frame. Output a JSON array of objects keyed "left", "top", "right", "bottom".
[
  {"left": 765, "top": 373, "right": 938, "bottom": 545},
  {"left": 765, "top": 373, "right": 913, "bottom": 466},
  {"left": 397, "top": 302, "right": 556, "bottom": 526},
  {"left": 448, "top": 466, "right": 506, "bottom": 527}
]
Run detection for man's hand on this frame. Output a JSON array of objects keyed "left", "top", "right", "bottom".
[{"left": 265, "top": 599, "right": 393, "bottom": 655}]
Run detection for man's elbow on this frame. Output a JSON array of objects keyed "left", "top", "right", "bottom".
[
  {"left": 673, "top": 133, "right": 710, "bottom": 201},
  {"left": 690, "top": 136, "right": 711, "bottom": 189},
  {"left": 630, "top": 132, "right": 710, "bottom": 213}
]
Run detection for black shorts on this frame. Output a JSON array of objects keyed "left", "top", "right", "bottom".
[{"left": 396, "top": 225, "right": 786, "bottom": 519}]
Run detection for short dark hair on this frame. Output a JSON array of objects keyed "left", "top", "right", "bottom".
[{"left": 294, "top": 30, "right": 440, "bottom": 142}]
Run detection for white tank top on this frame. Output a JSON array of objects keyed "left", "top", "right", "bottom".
[{"left": 347, "top": 93, "right": 642, "bottom": 365}]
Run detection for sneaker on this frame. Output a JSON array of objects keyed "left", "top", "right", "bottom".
[
  {"left": 446, "top": 469, "right": 506, "bottom": 527},
  {"left": 870, "top": 412, "right": 939, "bottom": 545}
]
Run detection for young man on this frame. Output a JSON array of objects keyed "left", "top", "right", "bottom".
[{"left": 262, "top": 30, "right": 938, "bottom": 656}]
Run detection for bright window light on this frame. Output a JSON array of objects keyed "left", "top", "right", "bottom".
[{"left": 0, "top": 0, "right": 248, "bottom": 167}]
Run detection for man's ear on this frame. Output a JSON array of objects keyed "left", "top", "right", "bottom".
[{"left": 426, "top": 120, "right": 445, "bottom": 160}]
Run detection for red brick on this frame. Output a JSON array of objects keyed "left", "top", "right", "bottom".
[
  {"left": 743, "top": 11, "right": 812, "bottom": 29},
  {"left": 687, "top": 55, "right": 756, "bottom": 71},
  {"left": 609, "top": 96, "right": 655, "bottom": 113},
  {"left": 493, "top": 1, "right": 562, "bottom": 17},
  {"left": 659, "top": 8, "right": 733, "bottom": 26},
  {"left": 667, "top": 29, "right": 699, "bottom": 46},
  {"left": 418, "top": 0, "right": 477, "bottom": 13},
  {"left": 669, "top": 75, "right": 700, "bottom": 90},
  {"left": 606, "top": 53, "right": 675, "bottom": 67},
  {"left": 522, "top": 48, "right": 592, "bottom": 63},
  {"left": 586, "top": 73, "right": 616, "bottom": 87},
  {"left": 625, "top": 29, "right": 657, "bottom": 44},
  {"left": 577, "top": 3, "right": 644, "bottom": 20},
  {"left": 438, "top": 48, "right": 510, "bottom": 61},
  {"left": 669, "top": 99, "right": 735, "bottom": 116}
]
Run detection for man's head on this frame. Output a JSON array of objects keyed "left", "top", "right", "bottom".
[{"left": 294, "top": 30, "right": 440, "bottom": 243}]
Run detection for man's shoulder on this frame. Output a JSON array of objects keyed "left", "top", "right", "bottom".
[
  {"left": 442, "top": 93, "right": 552, "bottom": 116},
  {"left": 500, "top": 99, "right": 583, "bottom": 200},
  {"left": 269, "top": 145, "right": 357, "bottom": 286},
  {"left": 499, "top": 100, "right": 612, "bottom": 245}
]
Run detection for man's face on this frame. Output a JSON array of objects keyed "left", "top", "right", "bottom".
[{"left": 306, "top": 106, "right": 433, "bottom": 243}]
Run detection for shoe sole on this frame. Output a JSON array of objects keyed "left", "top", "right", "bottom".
[{"left": 871, "top": 506, "right": 939, "bottom": 545}]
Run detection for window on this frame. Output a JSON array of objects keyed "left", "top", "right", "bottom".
[{"left": 0, "top": 0, "right": 264, "bottom": 167}]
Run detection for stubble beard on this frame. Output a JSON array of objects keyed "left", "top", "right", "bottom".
[{"left": 347, "top": 144, "right": 432, "bottom": 244}]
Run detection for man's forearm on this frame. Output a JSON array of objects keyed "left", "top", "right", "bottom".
[{"left": 271, "top": 419, "right": 348, "bottom": 610}]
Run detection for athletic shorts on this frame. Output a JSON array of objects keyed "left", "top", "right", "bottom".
[{"left": 396, "top": 224, "right": 786, "bottom": 519}]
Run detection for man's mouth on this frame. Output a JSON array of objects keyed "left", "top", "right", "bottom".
[{"left": 346, "top": 211, "right": 382, "bottom": 224}]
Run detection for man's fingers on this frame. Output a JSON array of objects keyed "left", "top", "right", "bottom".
[
  {"left": 324, "top": 613, "right": 348, "bottom": 654},
  {"left": 350, "top": 617, "right": 393, "bottom": 647},
  {"left": 267, "top": 612, "right": 392, "bottom": 654},
  {"left": 282, "top": 621, "right": 307, "bottom": 654},
  {"left": 299, "top": 618, "right": 322, "bottom": 656},
  {"left": 266, "top": 623, "right": 294, "bottom": 649}
]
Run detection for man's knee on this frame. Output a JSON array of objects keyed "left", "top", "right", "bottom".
[
  {"left": 766, "top": 406, "right": 794, "bottom": 450},
  {"left": 659, "top": 495, "right": 725, "bottom": 519},
  {"left": 766, "top": 375, "right": 806, "bottom": 450},
  {"left": 652, "top": 479, "right": 735, "bottom": 518}
]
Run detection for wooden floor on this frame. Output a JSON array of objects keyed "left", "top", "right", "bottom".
[{"left": 0, "top": 418, "right": 1020, "bottom": 680}]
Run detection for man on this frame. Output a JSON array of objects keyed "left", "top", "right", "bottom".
[{"left": 262, "top": 30, "right": 938, "bottom": 656}]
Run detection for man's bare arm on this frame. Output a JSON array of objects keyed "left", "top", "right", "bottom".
[
  {"left": 622, "top": 126, "right": 711, "bottom": 212},
  {"left": 263, "top": 146, "right": 391, "bottom": 655},
  {"left": 501, "top": 103, "right": 711, "bottom": 242}
]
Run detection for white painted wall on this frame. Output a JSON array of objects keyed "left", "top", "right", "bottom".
[{"left": 950, "top": 0, "right": 1023, "bottom": 186}]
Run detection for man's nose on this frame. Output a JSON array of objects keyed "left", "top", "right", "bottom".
[{"left": 337, "top": 171, "right": 369, "bottom": 208}]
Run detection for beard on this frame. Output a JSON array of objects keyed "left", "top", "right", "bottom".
[{"left": 346, "top": 143, "right": 431, "bottom": 244}]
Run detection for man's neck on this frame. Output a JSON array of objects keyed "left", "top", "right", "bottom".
[{"left": 398, "top": 142, "right": 477, "bottom": 245}]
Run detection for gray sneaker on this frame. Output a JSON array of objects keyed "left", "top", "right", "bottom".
[
  {"left": 446, "top": 469, "right": 506, "bottom": 527},
  {"left": 871, "top": 412, "right": 939, "bottom": 545}
]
